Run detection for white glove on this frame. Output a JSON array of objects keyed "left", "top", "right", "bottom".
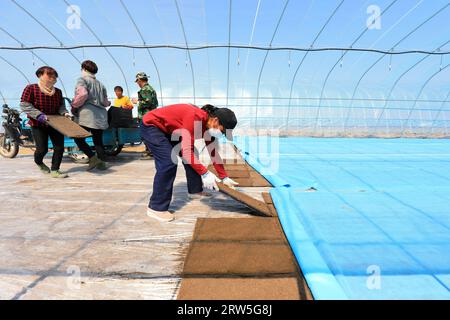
[
  {"left": 201, "top": 171, "right": 220, "bottom": 191},
  {"left": 222, "top": 177, "right": 239, "bottom": 188},
  {"left": 64, "top": 113, "right": 73, "bottom": 120}
]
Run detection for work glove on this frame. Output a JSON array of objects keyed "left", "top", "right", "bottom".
[
  {"left": 222, "top": 177, "right": 239, "bottom": 189},
  {"left": 36, "top": 113, "right": 47, "bottom": 124},
  {"left": 201, "top": 171, "right": 220, "bottom": 191}
]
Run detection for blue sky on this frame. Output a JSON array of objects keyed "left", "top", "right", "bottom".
[{"left": 0, "top": 0, "right": 449, "bottom": 126}]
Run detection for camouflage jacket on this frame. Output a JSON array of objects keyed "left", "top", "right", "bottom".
[{"left": 138, "top": 83, "right": 158, "bottom": 118}]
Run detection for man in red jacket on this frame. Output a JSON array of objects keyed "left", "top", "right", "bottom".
[{"left": 140, "top": 103, "right": 239, "bottom": 222}]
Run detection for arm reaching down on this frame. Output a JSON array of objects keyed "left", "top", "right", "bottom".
[{"left": 205, "top": 137, "right": 228, "bottom": 179}]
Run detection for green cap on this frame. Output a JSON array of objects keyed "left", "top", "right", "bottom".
[{"left": 135, "top": 72, "right": 148, "bottom": 82}]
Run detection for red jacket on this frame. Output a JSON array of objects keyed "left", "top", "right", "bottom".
[{"left": 143, "top": 104, "right": 228, "bottom": 178}]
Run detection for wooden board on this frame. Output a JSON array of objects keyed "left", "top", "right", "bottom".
[
  {"left": 178, "top": 277, "right": 302, "bottom": 300},
  {"left": 208, "top": 164, "right": 272, "bottom": 187},
  {"left": 182, "top": 242, "right": 297, "bottom": 275},
  {"left": 177, "top": 217, "right": 313, "bottom": 300},
  {"left": 262, "top": 192, "right": 273, "bottom": 204},
  {"left": 217, "top": 182, "right": 273, "bottom": 217},
  {"left": 46, "top": 115, "right": 92, "bottom": 138},
  {"left": 193, "top": 218, "right": 284, "bottom": 242},
  {"left": 262, "top": 193, "right": 278, "bottom": 217}
]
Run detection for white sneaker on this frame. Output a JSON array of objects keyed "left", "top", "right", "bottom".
[
  {"left": 188, "top": 191, "right": 213, "bottom": 200},
  {"left": 146, "top": 208, "right": 175, "bottom": 222}
]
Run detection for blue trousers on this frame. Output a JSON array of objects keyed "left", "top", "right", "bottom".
[{"left": 140, "top": 125, "right": 203, "bottom": 211}]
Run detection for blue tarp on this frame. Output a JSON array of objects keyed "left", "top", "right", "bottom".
[{"left": 235, "top": 137, "right": 450, "bottom": 300}]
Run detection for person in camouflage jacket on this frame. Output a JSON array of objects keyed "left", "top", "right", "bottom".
[
  {"left": 134, "top": 72, "right": 158, "bottom": 119},
  {"left": 134, "top": 72, "right": 158, "bottom": 159}
]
